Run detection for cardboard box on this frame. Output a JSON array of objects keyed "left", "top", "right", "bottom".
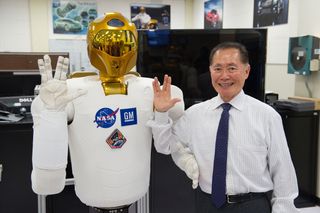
[{"left": 288, "top": 96, "right": 320, "bottom": 110}]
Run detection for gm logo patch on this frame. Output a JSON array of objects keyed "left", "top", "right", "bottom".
[
  {"left": 120, "top": 107, "right": 137, "bottom": 126},
  {"left": 94, "top": 108, "right": 119, "bottom": 128}
]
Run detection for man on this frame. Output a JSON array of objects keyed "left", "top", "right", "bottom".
[
  {"left": 147, "top": 42, "right": 300, "bottom": 212},
  {"left": 131, "top": 6, "right": 151, "bottom": 29}
]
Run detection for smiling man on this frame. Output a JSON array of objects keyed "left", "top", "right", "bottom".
[
  {"left": 209, "top": 44, "right": 250, "bottom": 103},
  {"left": 148, "top": 42, "right": 300, "bottom": 213}
]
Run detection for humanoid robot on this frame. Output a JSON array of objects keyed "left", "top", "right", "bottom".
[{"left": 31, "top": 12, "right": 198, "bottom": 213}]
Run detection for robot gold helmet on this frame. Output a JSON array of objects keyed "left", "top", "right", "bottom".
[{"left": 87, "top": 12, "right": 138, "bottom": 85}]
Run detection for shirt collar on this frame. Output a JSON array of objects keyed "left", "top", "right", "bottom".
[{"left": 210, "top": 90, "right": 247, "bottom": 111}]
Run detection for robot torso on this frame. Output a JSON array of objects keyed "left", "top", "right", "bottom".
[{"left": 66, "top": 75, "right": 154, "bottom": 207}]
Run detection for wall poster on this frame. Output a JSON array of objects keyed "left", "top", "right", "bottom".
[
  {"left": 51, "top": 0, "right": 98, "bottom": 38},
  {"left": 253, "top": 0, "right": 289, "bottom": 27},
  {"left": 130, "top": 3, "right": 171, "bottom": 30},
  {"left": 204, "top": 0, "right": 223, "bottom": 29}
]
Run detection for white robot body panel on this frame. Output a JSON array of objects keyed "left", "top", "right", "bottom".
[{"left": 67, "top": 75, "right": 154, "bottom": 207}]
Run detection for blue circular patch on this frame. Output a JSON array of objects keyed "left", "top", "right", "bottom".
[{"left": 94, "top": 108, "right": 118, "bottom": 128}]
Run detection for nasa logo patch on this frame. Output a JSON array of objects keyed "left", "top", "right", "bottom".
[
  {"left": 120, "top": 107, "right": 137, "bottom": 126},
  {"left": 106, "top": 129, "right": 127, "bottom": 149},
  {"left": 94, "top": 108, "right": 119, "bottom": 128}
]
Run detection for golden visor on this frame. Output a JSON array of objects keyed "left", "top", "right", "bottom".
[{"left": 92, "top": 30, "right": 137, "bottom": 57}]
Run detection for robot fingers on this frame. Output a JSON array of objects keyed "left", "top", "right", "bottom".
[
  {"left": 38, "top": 58, "right": 47, "bottom": 83},
  {"left": 54, "top": 56, "right": 69, "bottom": 81},
  {"left": 38, "top": 54, "right": 53, "bottom": 84},
  {"left": 190, "top": 163, "right": 199, "bottom": 189},
  {"left": 192, "top": 179, "right": 199, "bottom": 189}
]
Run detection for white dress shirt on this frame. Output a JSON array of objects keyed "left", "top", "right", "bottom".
[
  {"left": 131, "top": 12, "right": 151, "bottom": 28},
  {"left": 148, "top": 90, "right": 300, "bottom": 213}
]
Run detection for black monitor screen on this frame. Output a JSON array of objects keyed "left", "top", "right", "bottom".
[
  {"left": 137, "top": 29, "right": 267, "bottom": 108},
  {"left": 0, "top": 52, "right": 69, "bottom": 97}
]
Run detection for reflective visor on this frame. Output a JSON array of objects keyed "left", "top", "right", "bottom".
[{"left": 92, "top": 30, "right": 136, "bottom": 57}]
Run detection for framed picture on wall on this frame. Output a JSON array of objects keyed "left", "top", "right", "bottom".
[
  {"left": 204, "top": 0, "right": 223, "bottom": 29},
  {"left": 50, "top": 0, "right": 98, "bottom": 39},
  {"left": 130, "top": 3, "right": 170, "bottom": 30},
  {"left": 253, "top": 0, "right": 289, "bottom": 27}
]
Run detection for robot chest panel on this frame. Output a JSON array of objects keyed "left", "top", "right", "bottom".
[{"left": 71, "top": 87, "right": 153, "bottom": 130}]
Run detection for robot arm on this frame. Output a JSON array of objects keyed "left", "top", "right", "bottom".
[
  {"left": 31, "top": 96, "right": 68, "bottom": 195},
  {"left": 31, "top": 55, "right": 85, "bottom": 195}
]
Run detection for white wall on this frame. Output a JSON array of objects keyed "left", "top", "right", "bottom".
[
  {"left": 2, "top": 0, "right": 319, "bottom": 99},
  {"left": 223, "top": 0, "right": 254, "bottom": 28},
  {"left": 6, "top": 0, "right": 186, "bottom": 51},
  {"left": 294, "top": 0, "right": 320, "bottom": 98},
  {"left": 190, "top": 0, "right": 204, "bottom": 29},
  {"left": 0, "top": 0, "right": 31, "bottom": 51},
  {"left": 29, "top": 0, "right": 49, "bottom": 51}
]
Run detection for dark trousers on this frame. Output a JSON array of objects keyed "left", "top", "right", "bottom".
[{"left": 195, "top": 188, "right": 271, "bottom": 213}]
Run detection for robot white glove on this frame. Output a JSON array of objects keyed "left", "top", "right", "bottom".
[
  {"left": 38, "top": 54, "right": 86, "bottom": 111},
  {"left": 171, "top": 142, "right": 199, "bottom": 189},
  {"left": 184, "top": 156, "right": 199, "bottom": 189}
]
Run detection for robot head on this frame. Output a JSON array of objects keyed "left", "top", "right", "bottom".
[
  {"left": 148, "top": 19, "right": 158, "bottom": 29},
  {"left": 87, "top": 12, "right": 137, "bottom": 82}
]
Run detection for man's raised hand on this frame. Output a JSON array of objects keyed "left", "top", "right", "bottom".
[{"left": 152, "top": 74, "right": 181, "bottom": 112}]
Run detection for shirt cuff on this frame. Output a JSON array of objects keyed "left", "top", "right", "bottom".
[{"left": 154, "top": 111, "right": 169, "bottom": 124}]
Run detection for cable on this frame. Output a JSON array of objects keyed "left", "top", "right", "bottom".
[{"left": 304, "top": 76, "right": 312, "bottom": 98}]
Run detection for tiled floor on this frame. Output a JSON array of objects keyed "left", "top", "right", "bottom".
[{"left": 300, "top": 206, "right": 320, "bottom": 213}]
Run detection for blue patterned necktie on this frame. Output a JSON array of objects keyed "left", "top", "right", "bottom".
[{"left": 211, "top": 103, "right": 232, "bottom": 208}]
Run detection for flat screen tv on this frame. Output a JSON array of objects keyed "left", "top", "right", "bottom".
[{"left": 137, "top": 29, "right": 267, "bottom": 108}]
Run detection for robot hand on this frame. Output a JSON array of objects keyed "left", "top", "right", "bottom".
[
  {"left": 171, "top": 142, "right": 199, "bottom": 189},
  {"left": 38, "top": 55, "right": 86, "bottom": 111},
  {"left": 184, "top": 156, "right": 199, "bottom": 189}
]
